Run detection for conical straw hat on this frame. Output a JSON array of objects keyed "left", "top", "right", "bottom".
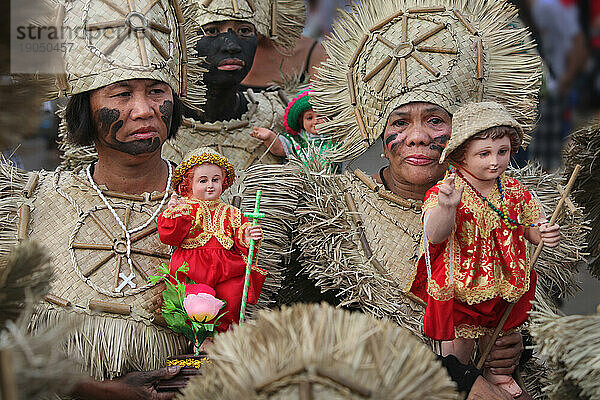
[
  {"left": 440, "top": 101, "right": 524, "bottom": 163},
  {"left": 311, "top": 0, "right": 542, "bottom": 162},
  {"left": 192, "top": 0, "right": 305, "bottom": 52}
]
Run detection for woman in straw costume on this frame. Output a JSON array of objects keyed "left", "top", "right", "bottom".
[
  {"left": 291, "top": 0, "right": 587, "bottom": 398},
  {"left": 0, "top": 0, "right": 212, "bottom": 397},
  {"left": 160, "top": 0, "right": 307, "bottom": 169}
]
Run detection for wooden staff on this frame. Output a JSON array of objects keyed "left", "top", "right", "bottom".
[{"left": 476, "top": 164, "right": 582, "bottom": 370}]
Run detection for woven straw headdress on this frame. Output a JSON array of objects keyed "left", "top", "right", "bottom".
[
  {"left": 440, "top": 101, "right": 524, "bottom": 163},
  {"left": 172, "top": 147, "right": 236, "bottom": 191},
  {"left": 312, "top": 0, "right": 542, "bottom": 162},
  {"left": 52, "top": 0, "right": 205, "bottom": 108},
  {"left": 192, "top": 0, "right": 305, "bottom": 52}
]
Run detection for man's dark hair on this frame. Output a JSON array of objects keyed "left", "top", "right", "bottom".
[{"left": 64, "top": 91, "right": 183, "bottom": 146}]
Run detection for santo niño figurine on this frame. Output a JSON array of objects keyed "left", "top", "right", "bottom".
[
  {"left": 412, "top": 102, "right": 562, "bottom": 397},
  {"left": 157, "top": 148, "right": 266, "bottom": 332}
]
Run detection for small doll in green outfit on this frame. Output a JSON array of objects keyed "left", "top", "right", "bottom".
[{"left": 251, "top": 87, "right": 339, "bottom": 171}]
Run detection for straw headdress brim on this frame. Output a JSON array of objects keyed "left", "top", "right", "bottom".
[
  {"left": 178, "top": 303, "right": 458, "bottom": 399},
  {"left": 192, "top": 0, "right": 305, "bottom": 53}
]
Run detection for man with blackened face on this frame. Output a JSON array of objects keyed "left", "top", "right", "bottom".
[
  {"left": 197, "top": 21, "right": 257, "bottom": 88},
  {"left": 188, "top": 20, "right": 258, "bottom": 123},
  {"left": 163, "top": 7, "right": 292, "bottom": 168}
]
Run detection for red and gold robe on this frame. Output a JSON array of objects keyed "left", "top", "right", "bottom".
[
  {"left": 157, "top": 198, "right": 266, "bottom": 332},
  {"left": 411, "top": 173, "right": 541, "bottom": 340}
]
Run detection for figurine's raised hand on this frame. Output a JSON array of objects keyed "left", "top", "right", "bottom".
[
  {"left": 244, "top": 225, "right": 263, "bottom": 244},
  {"left": 251, "top": 127, "right": 276, "bottom": 142},
  {"left": 167, "top": 193, "right": 184, "bottom": 208},
  {"left": 437, "top": 173, "right": 464, "bottom": 209}
]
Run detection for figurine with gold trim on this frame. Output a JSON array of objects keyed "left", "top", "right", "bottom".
[
  {"left": 158, "top": 147, "right": 265, "bottom": 332},
  {"left": 413, "top": 102, "right": 562, "bottom": 397}
]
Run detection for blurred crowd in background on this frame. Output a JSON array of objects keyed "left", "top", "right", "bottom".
[{"left": 2, "top": 0, "right": 600, "bottom": 173}]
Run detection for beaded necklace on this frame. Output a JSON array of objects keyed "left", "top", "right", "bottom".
[
  {"left": 453, "top": 168, "right": 538, "bottom": 230},
  {"left": 86, "top": 160, "right": 172, "bottom": 283}
]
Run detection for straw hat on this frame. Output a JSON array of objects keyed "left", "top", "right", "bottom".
[
  {"left": 178, "top": 303, "right": 457, "bottom": 399},
  {"left": 172, "top": 147, "right": 236, "bottom": 191},
  {"left": 311, "top": 0, "right": 542, "bottom": 161},
  {"left": 439, "top": 101, "right": 524, "bottom": 163},
  {"left": 193, "top": 0, "right": 305, "bottom": 52},
  {"left": 53, "top": 0, "right": 205, "bottom": 108},
  {"left": 284, "top": 87, "right": 313, "bottom": 135}
]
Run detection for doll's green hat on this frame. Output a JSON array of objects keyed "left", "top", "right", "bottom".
[{"left": 284, "top": 87, "right": 313, "bottom": 135}]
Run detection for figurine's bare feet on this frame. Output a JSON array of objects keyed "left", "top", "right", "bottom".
[{"left": 483, "top": 370, "right": 522, "bottom": 398}]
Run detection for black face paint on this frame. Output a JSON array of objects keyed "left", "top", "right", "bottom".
[
  {"left": 195, "top": 29, "right": 257, "bottom": 88},
  {"left": 429, "top": 134, "right": 450, "bottom": 154},
  {"left": 385, "top": 133, "right": 403, "bottom": 153},
  {"left": 95, "top": 107, "right": 160, "bottom": 156},
  {"left": 159, "top": 100, "right": 173, "bottom": 134}
]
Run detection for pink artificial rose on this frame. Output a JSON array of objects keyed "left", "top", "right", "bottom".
[{"left": 183, "top": 292, "right": 225, "bottom": 323}]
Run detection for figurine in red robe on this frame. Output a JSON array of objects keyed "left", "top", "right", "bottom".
[
  {"left": 411, "top": 103, "right": 561, "bottom": 397},
  {"left": 157, "top": 148, "right": 265, "bottom": 332}
]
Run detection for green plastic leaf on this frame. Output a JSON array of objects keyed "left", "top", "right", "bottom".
[
  {"left": 148, "top": 275, "right": 163, "bottom": 285},
  {"left": 162, "top": 299, "right": 178, "bottom": 314},
  {"left": 158, "top": 262, "right": 170, "bottom": 275},
  {"left": 162, "top": 312, "right": 195, "bottom": 342},
  {"left": 177, "top": 262, "right": 189, "bottom": 274}
]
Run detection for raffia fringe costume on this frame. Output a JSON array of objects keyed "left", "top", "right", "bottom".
[
  {"left": 161, "top": 0, "right": 306, "bottom": 170},
  {"left": 292, "top": 0, "right": 589, "bottom": 397},
  {"left": 178, "top": 303, "right": 459, "bottom": 399}
]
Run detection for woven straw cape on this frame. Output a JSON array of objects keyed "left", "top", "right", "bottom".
[
  {"left": 192, "top": 0, "right": 305, "bottom": 52},
  {"left": 563, "top": 122, "right": 600, "bottom": 279},
  {"left": 530, "top": 306, "right": 600, "bottom": 400},
  {"left": 178, "top": 303, "right": 458, "bottom": 399},
  {"left": 172, "top": 147, "right": 236, "bottom": 191},
  {"left": 311, "top": 0, "right": 542, "bottom": 162},
  {"left": 440, "top": 101, "right": 524, "bottom": 163}
]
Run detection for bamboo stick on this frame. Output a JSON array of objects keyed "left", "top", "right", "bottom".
[
  {"left": 89, "top": 299, "right": 131, "bottom": 315},
  {"left": 476, "top": 164, "right": 582, "bottom": 370},
  {"left": 369, "top": 10, "right": 403, "bottom": 32},
  {"left": 348, "top": 34, "right": 369, "bottom": 67},
  {"left": 44, "top": 293, "right": 71, "bottom": 307}
]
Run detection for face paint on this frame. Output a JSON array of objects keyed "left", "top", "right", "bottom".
[
  {"left": 195, "top": 22, "right": 257, "bottom": 88},
  {"left": 385, "top": 132, "right": 402, "bottom": 153},
  {"left": 159, "top": 100, "right": 173, "bottom": 135},
  {"left": 382, "top": 102, "right": 451, "bottom": 187},
  {"left": 429, "top": 134, "right": 450, "bottom": 154},
  {"left": 95, "top": 107, "right": 161, "bottom": 156}
]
